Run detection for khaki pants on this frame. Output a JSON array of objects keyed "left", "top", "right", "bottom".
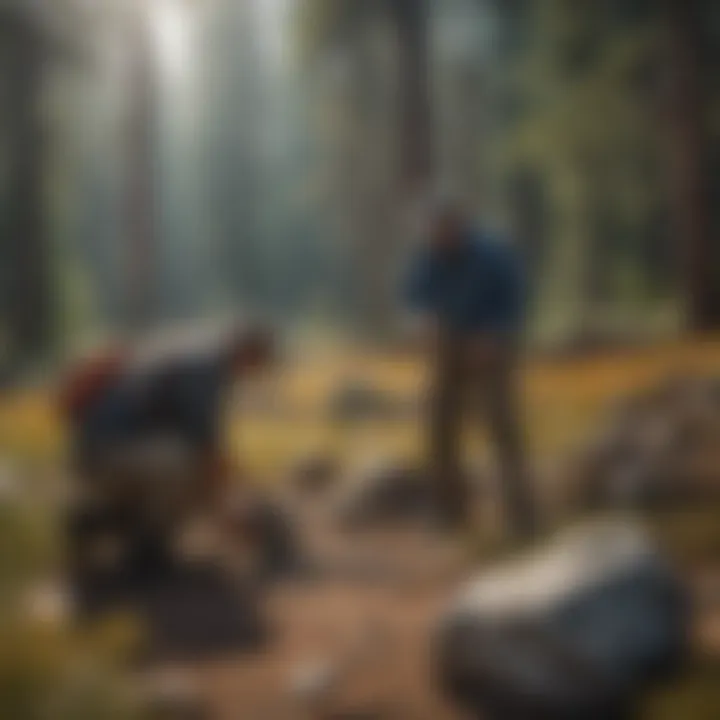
[{"left": 428, "top": 331, "right": 536, "bottom": 536}]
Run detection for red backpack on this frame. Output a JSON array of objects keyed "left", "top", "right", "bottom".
[{"left": 59, "top": 349, "right": 126, "bottom": 422}]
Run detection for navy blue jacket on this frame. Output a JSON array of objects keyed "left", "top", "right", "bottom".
[
  {"left": 78, "top": 350, "right": 228, "bottom": 457},
  {"left": 405, "top": 230, "right": 525, "bottom": 336}
]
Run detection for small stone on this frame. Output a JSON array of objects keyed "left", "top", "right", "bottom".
[
  {"left": 290, "top": 454, "right": 338, "bottom": 495},
  {"left": 223, "top": 493, "right": 304, "bottom": 580},
  {"left": 24, "top": 581, "right": 72, "bottom": 625},
  {"left": 0, "top": 459, "right": 20, "bottom": 503},
  {"left": 290, "top": 659, "right": 339, "bottom": 704},
  {"left": 328, "top": 381, "right": 406, "bottom": 423},
  {"left": 334, "top": 457, "right": 432, "bottom": 529},
  {"left": 143, "top": 669, "right": 208, "bottom": 720}
]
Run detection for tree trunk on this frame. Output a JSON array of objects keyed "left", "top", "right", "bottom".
[
  {"left": 2, "top": 17, "right": 53, "bottom": 374},
  {"left": 124, "top": 5, "right": 158, "bottom": 332},
  {"left": 508, "top": 168, "right": 547, "bottom": 304},
  {"left": 664, "top": 0, "right": 719, "bottom": 331},
  {"left": 389, "top": 0, "right": 433, "bottom": 191},
  {"left": 355, "top": 0, "right": 432, "bottom": 344}
]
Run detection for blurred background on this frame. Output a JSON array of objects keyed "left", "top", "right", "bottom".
[
  {"left": 2, "top": 0, "right": 720, "bottom": 369},
  {"left": 3, "top": 1, "right": 720, "bottom": 718}
]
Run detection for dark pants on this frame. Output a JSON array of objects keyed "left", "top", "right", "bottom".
[{"left": 428, "top": 331, "right": 536, "bottom": 536}]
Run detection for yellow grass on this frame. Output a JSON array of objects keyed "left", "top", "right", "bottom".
[
  {"left": 232, "top": 337, "right": 720, "bottom": 476},
  {"left": 5, "top": 337, "right": 720, "bottom": 474},
  {"left": 0, "top": 391, "right": 64, "bottom": 464}
]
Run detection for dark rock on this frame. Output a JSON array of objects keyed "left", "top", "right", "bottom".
[
  {"left": 223, "top": 493, "right": 305, "bottom": 581},
  {"left": 334, "top": 457, "right": 433, "bottom": 529},
  {"left": 72, "top": 556, "right": 267, "bottom": 661},
  {"left": 290, "top": 454, "right": 339, "bottom": 495},
  {"left": 139, "top": 562, "right": 267, "bottom": 661},
  {"left": 436, "top": 519, "right": 688, "bottom": 719}
]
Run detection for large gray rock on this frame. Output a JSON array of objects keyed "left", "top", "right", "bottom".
[
  {"left": 436, "top": 519, "right": 688, "bottom": 719},
  {"left": 573, "top": 375, "right": 720, "bottom": 510}
]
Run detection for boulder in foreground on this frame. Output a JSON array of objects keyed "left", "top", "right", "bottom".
[{"left": 436, "top": 518, "right": 688, "bottom": 719}]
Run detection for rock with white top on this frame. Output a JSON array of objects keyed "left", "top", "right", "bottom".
[{"left": 436, "top": 518, "right": 688, "bottom": 719}]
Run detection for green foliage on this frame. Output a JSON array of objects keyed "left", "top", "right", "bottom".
[{"left": 492, "top": 0, "right": 675, "bottom": 336}]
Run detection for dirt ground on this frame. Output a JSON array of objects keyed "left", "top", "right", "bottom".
[
  {"left": 8, "top": 347, "right": 720, "bottom": 718},
  {"left": 154, "top": 516, "right": 476, "bottom": 720},
  {"left": 190, "top": 580, "right": 458, "bottom": 719},
  {"left": 143, "top": 500, "right": 720, "bottom": 720}
]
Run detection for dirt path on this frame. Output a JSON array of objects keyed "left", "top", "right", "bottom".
[
  {"left": 155, "top": 522, "right": 474, "bottom": 720},
  {"left": 145, "top": 507, "right": 720, "bottom": 720},
  {"left": 189, "top": 582, "right": 457, "bottom": 719}
]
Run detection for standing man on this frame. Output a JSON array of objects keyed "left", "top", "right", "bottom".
[{"left": 405, "top": 197, "right": 536, "bottom": 537}]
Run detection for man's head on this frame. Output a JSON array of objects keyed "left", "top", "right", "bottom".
[
  {"left": 229, "top": 325, "right": 275, "bottom": 375},
  {"left": 428, "top": 192, "right": 468, "bottom": 254}
]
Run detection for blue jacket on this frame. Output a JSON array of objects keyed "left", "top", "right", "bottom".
[
  {"left": 78, "top": 351, "right": 227, "bottom": 456},
  {"left": 405, "top": 230, "right": 525, "bottom": 336}
]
